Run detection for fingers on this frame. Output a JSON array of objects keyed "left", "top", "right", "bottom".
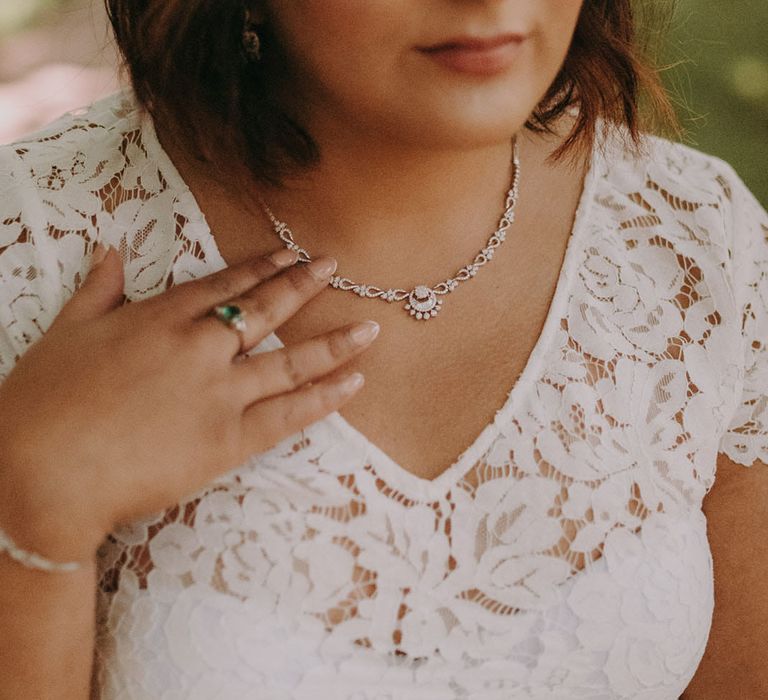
[
  {"left": 231, "top": 320, "right": 380, "bottom": 401},
  {"left": 165, "top": 247, "right": 301, "bottom": 317},
  {"left": 239, "top": 366, "right": 365, "bottom": 457},
  {"left": 55, "top": 243, "right": 125, "bottom": 325},
  {"left": 193, "top": 255, "right": 339, "bottom": 358}
]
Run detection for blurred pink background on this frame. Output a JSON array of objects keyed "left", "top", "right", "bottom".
[{"left": 0, "top": 0, "right": 120, "bottom": 144}]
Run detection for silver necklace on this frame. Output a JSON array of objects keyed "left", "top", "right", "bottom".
[{"left": 260, "top": 138, "right": 521, "bottom": 321}]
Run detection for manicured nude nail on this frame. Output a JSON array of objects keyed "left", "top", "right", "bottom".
[
  {"left": 90, "top": 242, "right": 109, "bottom": 269},
  {"left": 270, "top": 248, "right": 299, "bottom": 266},
  {"left": 308, "top": 256, "right": 338, "bottom": 280},
  {"left": 339, "top": 372, "right": 365, "bottom": 393},
  {"left": 350, "top": 321, "right": 380, "bottom": 345}
]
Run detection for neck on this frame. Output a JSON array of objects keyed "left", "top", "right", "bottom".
[
  {"left": 156, "top": 111, "right": 578, "bottom": 287},
  {"left": 252, "top": 126, "right": 522, "bottom": 281}
]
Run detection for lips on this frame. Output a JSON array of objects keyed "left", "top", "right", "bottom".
[
  {"left": 419, "top": 33, "right": 527, "bottom": 52},
  {"left": 416, "top": 33, "right": 528, "bottom": 76}
]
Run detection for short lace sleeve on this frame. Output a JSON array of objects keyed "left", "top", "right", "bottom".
[
  {"left": 0, "top": 142, "right": 91, "bottom": 385},
  {"left": 717, "top": 163, "right": 768, "bottom": 466},
  {"left": 0, "top": 144, "right": 42, "bottom": 384}
]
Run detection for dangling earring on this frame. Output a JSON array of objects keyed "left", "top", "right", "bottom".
[{"left": 242, "top": 9, "right": 262, "bottom": 62}]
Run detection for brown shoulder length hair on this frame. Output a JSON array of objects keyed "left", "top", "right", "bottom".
[{"left": 105, "top": 0, "right": 678, "bottom": 186}]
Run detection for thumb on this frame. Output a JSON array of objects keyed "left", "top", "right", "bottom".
[{"left": 56, "top": 243, "right": 126, "bottom": 324}]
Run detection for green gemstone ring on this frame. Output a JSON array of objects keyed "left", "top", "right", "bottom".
[{"left": 212, "top": 303, "right": 248, "bottom": 333}]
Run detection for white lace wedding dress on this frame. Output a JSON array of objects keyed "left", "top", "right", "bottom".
[{"left": 1, "top": 89, "right": 767, "bottom": 700}]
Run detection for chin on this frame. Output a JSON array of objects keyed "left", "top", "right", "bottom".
[
  {"left": 376, "top": 98, "right": 538, "bottom": 151},
  {"left": 367, "top": 70, "right": 548, "bottom": 149}
]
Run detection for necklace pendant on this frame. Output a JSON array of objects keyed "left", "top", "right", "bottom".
[{"left": 404, "top": 285, "right": 443, "bottom": 320}]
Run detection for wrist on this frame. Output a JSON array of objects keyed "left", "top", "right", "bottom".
[
  {"left": 0, "top": 526, "right": 89, "bottom": 572},
  {"left": 0, "top": 494, "right": 103, "bottom": 569},
  {"left": 0, "top": 452, "right": 106, "bottom": 568}
]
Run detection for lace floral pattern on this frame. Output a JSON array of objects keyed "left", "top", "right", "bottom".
[{"left": 1, "top": 90, "right": 767, "bottom": 699}]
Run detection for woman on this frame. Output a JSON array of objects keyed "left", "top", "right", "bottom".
[{"left": 0, "top": 1, "right": 766, "bottom": 697}]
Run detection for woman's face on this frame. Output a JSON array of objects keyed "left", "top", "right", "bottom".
[{"left": 260, "top": 1, "right": 584, "bottom": 149}]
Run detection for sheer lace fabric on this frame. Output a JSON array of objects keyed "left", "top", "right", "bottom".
[{"left": 1, "top": 90, "right": 767, "bottom": 700}]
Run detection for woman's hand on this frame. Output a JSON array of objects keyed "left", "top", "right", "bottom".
[{"left": 0, "top": 243, "right": 379, "bottom": 566}]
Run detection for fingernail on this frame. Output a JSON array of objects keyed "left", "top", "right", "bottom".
[
  {"left": 270, "top": 248, "right": 299, "bottom": 267},
  {"left": 339, "top": 372, "right": 365, "bottom": 394},
  {"left": 90, "top": 242, "right": 109, "bottom": 269},
  {"left": 350, "top": 320, "right": 380, "bottom": 345},
  {"left": 307, "top": 256, "right": 337, "bottom": 280}
]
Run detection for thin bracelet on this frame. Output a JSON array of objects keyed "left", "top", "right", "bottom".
[{"left": 0, "top": 525, "right": 84, "bottom": 573}]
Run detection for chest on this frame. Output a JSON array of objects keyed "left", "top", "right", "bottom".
[
  {"left": 195, "top": 181, "right": 591, "bottom": 485},
  {"left": 213, "top": 213, "right": 576, "bottom": 483},
  {"left": 291, "top": 268, "right": 567, "bottom": 481}
]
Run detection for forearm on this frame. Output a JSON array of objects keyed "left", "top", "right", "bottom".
[
  {"left": 0, "top": 552, "right": 97, "bottom": 699},
  {"left": 0, "top": 483, "right": 99, "bottom": 700}
]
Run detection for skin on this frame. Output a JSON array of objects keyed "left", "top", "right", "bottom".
[{"left": 682, "top": 453, "right": 768, "bottom": 698}]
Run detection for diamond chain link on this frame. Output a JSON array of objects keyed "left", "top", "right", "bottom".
[{"left": 260, "top": 138, "right": 521, "bottom": 316}]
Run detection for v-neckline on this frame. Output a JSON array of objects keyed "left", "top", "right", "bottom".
[{"left": 141, "top": 104, "right": 602, "bottom": 501}]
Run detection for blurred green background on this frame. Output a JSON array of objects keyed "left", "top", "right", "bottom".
[
  {"left": 660, "top": 0, "right": 768, "bottom": 206},
  {"left": 0, "top": 0, "right": 766, "bottom": 206}
]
